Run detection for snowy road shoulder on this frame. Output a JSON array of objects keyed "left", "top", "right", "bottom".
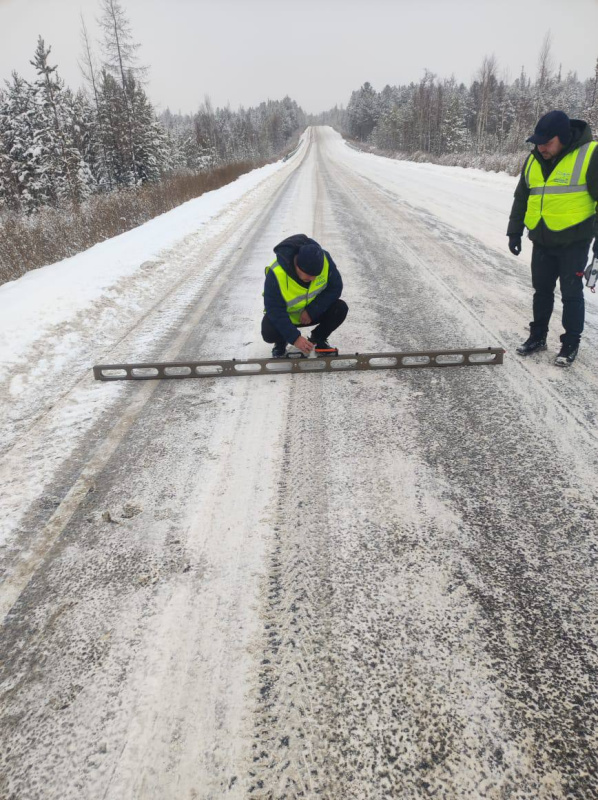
[
  {"left": 0, "top": 158, "right": 289, "bottom": 371},
  {"left": 0, "top": 139, "right": 308, "bottom": 548}
]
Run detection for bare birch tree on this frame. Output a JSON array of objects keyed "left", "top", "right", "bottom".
[
  {"left": 535, "top": 31, "right": 554, "bottom": 118},
  {"left": 79, "top": 14, "right": 112, "bottom": 188},
  {"left": 474, "top": 55, "right": 498, "bottom": 152}
]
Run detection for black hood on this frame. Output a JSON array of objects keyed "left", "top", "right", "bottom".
[
  {"left": 273, "top": 234, "right": 320, "bottom": 280},
  {"left": 569, "top": 119, "right": 594, "bottom": 147}
]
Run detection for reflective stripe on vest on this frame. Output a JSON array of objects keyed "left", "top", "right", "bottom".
[
  {"left": 524, "top": 141, "right": 598, "bottom": 231},
  {"left": 264, "top": 255, "right": 330, "bottom": 324}
]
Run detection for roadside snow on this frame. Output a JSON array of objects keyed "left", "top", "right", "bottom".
[
  {"left": 336, "top": 136, "right": 520, "bottom": 254},
  {"left": 0, "top": 158, "right": 288, "bottom": 371}
]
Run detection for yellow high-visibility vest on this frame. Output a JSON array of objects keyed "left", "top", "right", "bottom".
[
  {"left": 265, "top": 255, "right": 330, "bottom": 324},
  {"left": 524, "top": 141, "right": 598, "bottom": 231}
]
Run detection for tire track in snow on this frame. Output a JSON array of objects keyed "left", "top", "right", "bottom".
[
  {"left": 319, "top": 141, "right": 598, "bottom": 796},
  {"left": 246, "top": 126, "right": 598, "bottom": 798},
  {"left": 0, "top": 149, "right": 310, "bottom": 619},
  {"left": 249, "top": 381, "right": 331, "bottom": 797}
]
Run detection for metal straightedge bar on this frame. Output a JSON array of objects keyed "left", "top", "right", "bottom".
[{"left": 93, "top": 347, "right": 505, "bottom": 382}]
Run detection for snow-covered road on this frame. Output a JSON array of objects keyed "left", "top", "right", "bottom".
[{"left": 1, "top": 127, "right": 597, "bottom": 799}]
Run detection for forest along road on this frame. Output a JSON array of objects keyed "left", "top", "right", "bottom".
[{"left": 1, "top": 126, "right": 597, "bottom": 800}]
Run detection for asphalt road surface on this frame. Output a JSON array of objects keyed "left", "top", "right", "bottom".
[{"left": 1, "top": 128, "right": 597, "bottom": 799}]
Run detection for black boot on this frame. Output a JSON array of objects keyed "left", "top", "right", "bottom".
[
  {"left": 308, "top": 336, "right": 338, "bottom": 355},
  {"left": 271, "top": 341, "right": 287, "bottom": 358},
  {"left": 555, "top": 342, "right": 579, "bottom": 367},
  {"left": 516, "top": 334, "right": 547, "bottom": 356}
]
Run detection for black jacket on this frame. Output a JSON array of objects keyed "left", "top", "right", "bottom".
[
  {"left": 507, "top": 119, "right": 598, "bottom": 247},
  {"left": 263, "top": 234, "right": 343, "bottom": 344}
]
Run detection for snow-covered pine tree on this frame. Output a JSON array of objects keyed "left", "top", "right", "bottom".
[
  {"left": 372, "top": 85, "right": 400, "bottom": 151},
  {"left": 99, "top": 0, "right": 147, "bottom": 184},
  {"left": 193, "top": 98, "right": 219, "bottom": 168},
  {"left": 162, "top": 110, "right": 212, "bottom": 172},
  {"left": 64, "top": 87, "right": 98, "bottom": 197},
  {"left": 440, "top": 79, "right": 469, "bottom": 154},
  {"left": 97, "top": 68, "right": 136, "bottom": 185},
  {"left": 127, "top": 72, "right": 169, "bottom": 182},
  {"left": 160, "top": 109, "right": 186, "bottom": 172},
  {"left": 29, "top": 36, "right": 93, "bottom": 206},
  {"left": 0, "top": 72, "right": 36, "bottom": 211},
  {"left": 347, "top": 83, "right": 379, "bottom": 141},
  {"left": 0, "top": 87, "right": 10, "bottom": 209}
]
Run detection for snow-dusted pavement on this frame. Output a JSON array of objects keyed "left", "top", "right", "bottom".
[{"left": 1, "top": 127, "right": 597, "bottom": 799}]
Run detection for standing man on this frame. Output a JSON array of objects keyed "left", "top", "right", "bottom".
[
  {"left": 508, "top": 110, "right": 598, "bottom": 366},
  {"left": 262, "top": 234, "right": 348, "bottom": 358}
]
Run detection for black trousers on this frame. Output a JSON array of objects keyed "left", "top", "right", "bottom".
[
  {"left": 530, "top": 240, "right": 590, "bottom": 346},
  {"left": 262, "top": 299, "right": 349, "bottom": 345}
]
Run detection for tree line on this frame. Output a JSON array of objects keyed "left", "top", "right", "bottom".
[
  {"left": 0, "top": 0, "right": 305, "bottom": 216},
  {"left": 319, "top": 35, "right": 598, "bottom": 168}
]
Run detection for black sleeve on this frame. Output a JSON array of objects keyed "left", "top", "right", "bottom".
[
  {"left": 263, "top": 270, "right": 300, "bottom": 345},
  {"left": 507, "top": 157, "right": 531, "bottom": 237},
  {"left": 305, "top": 253, "right": 343, "bottom": 321},
  {"left": 586, "top": 148, "right": 598, "bottom": 237}
]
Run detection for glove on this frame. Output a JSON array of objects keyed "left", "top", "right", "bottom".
[{"left": 508, "top": 235, "right": 522, "bottom": 256}]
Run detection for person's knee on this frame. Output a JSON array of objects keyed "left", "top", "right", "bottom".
[
  {"left": 560, "top": 278, "right": 584, "bottom": 301},
  {"left": 335, "top": 299, "right": 349, "bottom": 319},
  {"left": 561, "top": 292, "right": 584, "bottom": 305},
  {"left": 261, "top": 316, "right": 280, "bottom": 343},
  {"left": 532, "top": 280, "right": 556, "bottom": 294}
]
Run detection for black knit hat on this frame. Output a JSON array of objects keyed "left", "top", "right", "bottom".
[
  {"left": 296, "top": 244, "right": 324, "bottom": 276},
  {"left": 527, "top": 110, "right": 572, "bottom": 146}
]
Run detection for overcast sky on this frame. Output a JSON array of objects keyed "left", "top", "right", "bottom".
[{"left": 1, "top": 0, "right": 598, "bottom": 115}]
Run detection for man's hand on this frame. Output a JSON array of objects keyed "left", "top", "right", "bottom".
[
  {"left": 509, "top": 235, "right": 522, "bottom": 256},
  {"left": 299, "top": 310, "right": 312, "bottom": 325},
  {"left": 293, "top": 335, "right": 314, "bottom": 355}
]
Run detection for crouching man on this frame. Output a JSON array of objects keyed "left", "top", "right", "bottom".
[{"left": 262, "top": 234, "right": 349, "bottom": 357}]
